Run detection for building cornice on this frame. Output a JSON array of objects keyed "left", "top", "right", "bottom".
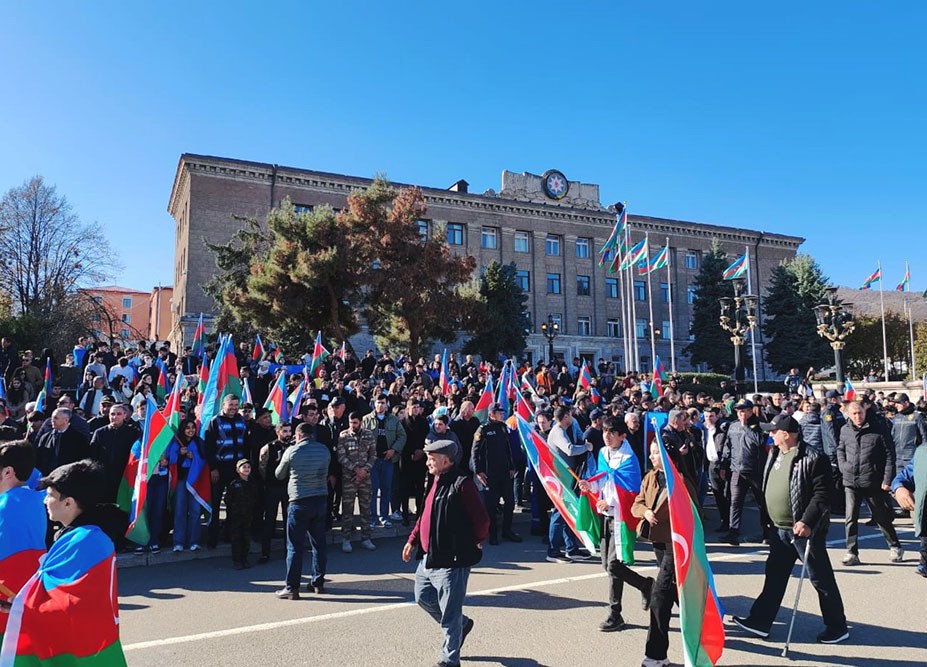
[{"left": 168, "top": 153, "right": 804, "bottom": 248}]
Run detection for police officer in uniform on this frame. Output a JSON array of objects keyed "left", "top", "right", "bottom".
[
  {"left": 821, "top": 390, "right": 846, "bottom": 513},
  {"left": 471, "top": 403, "right": 521, "bottom": 545}
]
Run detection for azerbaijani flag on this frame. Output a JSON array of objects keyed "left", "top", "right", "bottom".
[
  {"left": 287, "top": 370, "right": 309, "bottom": 418},
  {"left": 578, "top": 361, "right": 599, "bottom": 404},
  {"left": 723, "top": 254, "right": 748, "bottom": 280},
  {"left": 198, "top": 335, "right": 242, "bottom": 438},
  {"left": 438, "top": 349, "right": 450, "bottom": 396},
  {"left": 241, "top": 377, "right": 253, "bottom": 407},
  {"left": 191, "top": 312, "right": 206, "bottom": 358},
  {"left": 513, "top": 385, "right": 534, "bottom": 422},
  {"left": 252, "top": 335, "right": 266, "bottom": 363},
  {"left": 844, "top": 377, "right": 856, "bottom": 401},
  {"left": 516, "top": 415, "right": 599, "bottom": 555},
  {"left": 168, "top": 441, "right": 212, "bottom": 527},
  {"left": 0, "top": 485, "right": 47, "bottom": 642},
  {"left": 653, "top": 421, "right": 725, "bottom": 666},
  {"left": 308, "top": 331, "right": 330, "bottom": 378},
  {"left": 0, "top": 525, "right": 127, "bottom": 666},
  {"left": 33, "top": 359, "right": 53, "bottom": 415},
  {"left": 652, "top": 355, "right": 666, "bottom": 398},
  {"left": 588, "top": 438, "right": 642, "bottom": 564},
  {"left": 474, "top": 374, "right": 494, "bottom": 423},
  {"left": 337, "top": 341, "right": 347, "bottom": 361},
  {"left": 897, "top": 264, "right": 910, "bottom": 292},
  {"left": 597, "top": 207, "right": 627, "bottom": 267},
  {"left": 619, "top": 238, "right": 648, "bottom": 271},
  {"left": 264, "top": 370, "right": 289, "bottom": 427},
  {"left": 118, "top": 394, "right": 176, "bottom": 547},
  {"left": 860, "top": 267, "right": 881, "bottom": 290},
  {"left": 495, "top": 361, "right": 512, "bottom": 415},
  {"left": 162, "top": 372, "right": 184, "bottom": 431},
  {"left": 154, "top": 358, "right": 170, "bottom": 405}
]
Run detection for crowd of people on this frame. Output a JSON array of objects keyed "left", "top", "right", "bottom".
[{"left": 2, "top": 333, "right": 926, "bottom": 667}]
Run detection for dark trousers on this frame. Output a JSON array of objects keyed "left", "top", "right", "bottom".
[
  {"left": 920, "top": 536, "right": 927, "bottom": 568},
  {"left": 748, "top": 528, "right": 847, "bottom": 634},
  {"left": 228, "top": 510, "right": 250, "bottom": 563},
  {"left": 208, "top": 464, "right": 237, "bottom": 546},
  {"left": 285, "top": 495, "right": 327, "bottom": 589},
  {"left": 845, "top": 485, "right": 900, "bottom": 554},
  {"left": 729, "top": 469, "right": 768, "bottom": 536},
  {"left": 484, "top": 476, "right": 514, "bottom": 538},
  {"left": 261, "top": 486, "right": 289, "bottom": 557},
  {"left": 601, "top": 519, "right": 650, "bottom": 620},
  {"left": 528, "top": 468, "right": 552, "bottom": 535},
  {"left": 399, "top": 460, "right": 426, "bottom": 520},
  {"left": 708, "top": 463, "right": 730, "bottom": 529},
  {"left": 645, "top": 544, "right": 677, "bottom": 661},
  {"left": 330, "top": 462, "right": 343, "bottom": 519}
]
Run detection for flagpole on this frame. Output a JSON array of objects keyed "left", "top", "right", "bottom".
[
  {"left": 878, "top": 260, "right": 890, "bottom": 380},
  {"left": 908, "top": 299, "right": 917, "bottom": 381},
  {"left": 745, "top": 244, "right": 759, "bottom": 393},
  {"left": 616, "top": 251, "right": 631, "bottom": 374},
  {"left": 645, "top": 233, "right": 657, "bottom": 372},
  {"left": 627, "top": 225, "right": 640, "bottom": 372},
  {"left": 666, "top": 237, "right": 677, "bottom": 374}
]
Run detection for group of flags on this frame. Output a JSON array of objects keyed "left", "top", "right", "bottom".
[
  {"left": 860, "top": 262, "right": 916, "bottom": 293},
  {"left": 596, "top": 207, "right": 671, "bottom": 277}
]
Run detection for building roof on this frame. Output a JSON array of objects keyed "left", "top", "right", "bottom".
[{"left": 82, "top": 285, "right": 151, "bottom": 295}]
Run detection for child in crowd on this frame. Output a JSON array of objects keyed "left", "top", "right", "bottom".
[{"left": 226, "top": 458, "right": 258, "bottom": 569}]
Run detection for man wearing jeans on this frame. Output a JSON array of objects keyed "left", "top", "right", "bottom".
[
  {"left": 403, "top": 439, "right": 489, "bottom": 667},
  {"left": 274, "top": 422, "right": 330, "bottom": 600},
  {"left": 363, "top": 395, "right": 406, "bottom": 527}
]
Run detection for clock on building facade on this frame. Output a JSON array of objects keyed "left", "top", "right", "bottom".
[{"left": 542, "top": 169, "right": 569, "bottom": 200}]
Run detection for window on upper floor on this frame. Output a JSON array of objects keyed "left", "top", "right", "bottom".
[
  {"left": 447, "top": 223, "right": 464, "bottom": 246},
  {"left": 546, "top": 235, "right": 561, "bottom": 256}
]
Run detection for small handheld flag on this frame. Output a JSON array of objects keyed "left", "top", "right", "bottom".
[
  {"left": 192, "top": 313, "right": 206, "bottom": 358},
  {"left": 844, "top": 377, "right": 856, "bottom": 401},
  {"left": 438, "top": 349, "right": 450, "bottom": 396},
  {"left": 252, "top": 334, "right": 266, "bottom": 362}
]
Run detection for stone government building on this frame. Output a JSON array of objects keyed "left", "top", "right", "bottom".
[{"left": 167, "top": 154, "right": 803, "bottom": 374}]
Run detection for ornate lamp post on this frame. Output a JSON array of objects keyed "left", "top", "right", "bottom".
[
  {"left": 814, "top": 286, "right": 855, "bottom": 391},
  {"left": 719, "top": 278, "right": 759, "bottom": 399},
  {"left": 539, "top": 314, "right": 560, "bottom": 365}
]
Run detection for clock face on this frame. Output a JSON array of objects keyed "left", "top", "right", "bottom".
[{"left": 542, "top": 170, "right": 569, "bottom": 200}]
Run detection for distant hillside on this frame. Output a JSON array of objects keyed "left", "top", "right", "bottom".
[{"left": 834, "top": 287, "right": 927, "bottom": 320}]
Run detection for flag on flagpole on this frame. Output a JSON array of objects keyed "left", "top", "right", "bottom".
[
  {"left": 897, "top": 265, "right": 910, "bottom": 292},
  {"left": 241, "top": 377, "right": 253, "bottom": 407},
  {"left": 639, "top": 244, "right": 669, "bottom": 274},
  {"left": 308, "top": 331, "right": 330, "bottom": 378},
  {"left": 287, "top": 369, "right": 309, "bottom": 417},
  {"left": 722, "top": 254, "right": 748, "bottom": 280},
  {"left": 192, "top": 313, "right": 206, "bottom": 358},
  {"left": 513, "top": 385, "right": 535, "bottom": 422},
  {"left": 252, "top": 335, "right": 266, "bottom": 362},
  {"left": 653, "top": 421, "right": 726, "bottom": 666},
  {"left": 198, "top": 335, "right": 241, "bottom": 437},
  {"left": 860, "top": 267, "right": 881, "bottom": 290},
  {"left": 264, "top": 370, "right": 289, "bottom": 426},
  {"left": 337, "top": 341, "right": 347, "bottom": 361},
  {"left": 154, "top": 358, "right": 170, "bottom": 405},
  {"left": 619, "top": 238, "right": 648, "bottom": 271},
  {"left": 597, "top": 208, "right": 627, "bottom": 267},
  {"left": 495, "top": 361, "right": 512, "bottom": 415}
]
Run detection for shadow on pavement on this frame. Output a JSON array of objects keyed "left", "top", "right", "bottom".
[
  {"left": 466, "top": 657, "right": 551, "bottom": 667},
  {"left": 468, "top": 589, "right": 601, "bottom": 612}
]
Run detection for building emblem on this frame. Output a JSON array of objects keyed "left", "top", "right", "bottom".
[{"left": 542, "top": 170, "right": 569, "bottom": 200}]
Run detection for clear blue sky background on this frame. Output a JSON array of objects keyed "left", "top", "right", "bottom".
[{"left": 2, "top": 2, "right": 924, "bottom": 293}]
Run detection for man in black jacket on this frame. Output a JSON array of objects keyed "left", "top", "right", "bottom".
[
  {"left": 723, "top": 400, "right": 768, "bottom": 545},
  {"left": 88, "top": 404, "right": 141, "bottom": 504},
  {"left": 821, "top": 391, "right": 847, "bottom": 513},
  {"left": 837, "top": 401, "right": 903, "bottom": 565},
  {"left": 403, "top": 440, "right": 489, "bottom": 667},
  {"left": 732, "top": 414, "right": 849, "bottom": 645}
]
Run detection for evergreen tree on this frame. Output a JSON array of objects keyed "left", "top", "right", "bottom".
[
  {"left": 684, "top": 241, "right": 737, "bottom": 374},
  {"left": 463, "top": 261, "right": 529, "bottom": 360},
  {"left": 762, "top": 254, "right": 832, "bottom": 375},
  {"left": 843, "top": 312, "right": 909, "bottom": 380}
]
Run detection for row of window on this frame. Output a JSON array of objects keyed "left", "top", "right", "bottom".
[
  {"left": 540, "top": 314, "right": 677, "bottom": 339},
  {"left": 516, "top": 270, "right": 697, "bottom": 303}
]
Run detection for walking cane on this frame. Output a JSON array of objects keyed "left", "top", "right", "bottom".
[{"left": 782, "top": 536, "right": 812, "bottom": 658}]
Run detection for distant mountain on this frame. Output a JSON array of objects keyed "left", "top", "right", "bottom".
[{"left": 835, "top": 286, "right": 927, "bottom": 320}]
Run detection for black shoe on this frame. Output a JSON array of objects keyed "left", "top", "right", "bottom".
[
  {"left": 817, "top": 627, "right": 849, "bottom": 644},
  {"left": 434, "top": 662, "right": 461, "bottom": 667},
  {"left": 503, "top": 531, "right": 522, "bottom": 543},
  {"left": 864, "top": 517, "right": 879, "bottom": 527},
  {"left": 725, "top": 532, "right": 741, "bottom": 546},
  {"left": 599, "top": 616, "right": 626, "bottom": 632},
  {"left": 276, "top": 587, "right": 300, "bottom": 600},
  {"left": 731, "top": 616, "right": 769, "bottom": 639},
  {"left": 460, "top": 617, "right": 474, "bottom": 650},
  {"left": 306, "top": 582, "right": 325, "bottom": 594},
  {"left": 546, "top": 552, "right": 572, "bottom": 564},
  {"left": 567, "top": 548, "right": 592, "bottom": 561},
  {"left": 489, "top": 535, "right": 499, "bottom": 546},
  {"left": 258, "top": 555, "right": 270, "bottom": 564},
  {"left": 641, "top": 577, "right": 654, "bottom": 611},
  {"left": 716, "top": 523, "right": 730, "bottom": 533}
]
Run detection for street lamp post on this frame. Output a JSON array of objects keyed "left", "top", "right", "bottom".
[
  {"left": 539, "top": 314, "right": 560, "bottom": 365},
  {"left": 814, "top": 286, "right": 855, "bottom": 392},
  {"left": 719, "top": 278, "right": 758, "bottom": 399}
]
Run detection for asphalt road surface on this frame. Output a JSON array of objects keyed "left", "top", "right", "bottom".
[{"left": 119, "top": 512, "right": 927, "bottom": 667}]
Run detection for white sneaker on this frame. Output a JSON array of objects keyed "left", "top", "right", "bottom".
[
  {"left": 360, "top": 539, "right": 376, "bottom": 551},
  {"left": 190, "top": 544, "right": 200, "bottom": 552},
  {"left": 172, "top": 545, "right": 184, "bottom": 553},
  {"left": 341, "top": 540, "right": 353, "bottom": 553},
  {"left": 641, "top": 658, "right": 671, "bottom": 667},
  {"left": 890, "top": 545, "right": 904, "bottom": 563}
]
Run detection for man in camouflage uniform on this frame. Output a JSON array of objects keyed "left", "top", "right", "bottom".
[{"left": 337, "top": 411, "right": 378, "bottom": 553}]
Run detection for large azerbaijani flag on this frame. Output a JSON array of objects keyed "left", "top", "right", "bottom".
[
  {"left": 0, "top": 525, "right": 127, "bottom": 666},
  {"left": 653, "top": 420, "right": 725, "bottom": 667},
  {"left": 619, "top": 238, "right": 648, "bottom": 272},
  {"left": 473, "top": 373, "right": 494, "bottom": 424},
  {"left": 597, "top": 207, "right": 627, "bottom": 267},
  {"left": 722, "top": 254, "right": 748, "bottom": 281},
  {"left": 264, "top": 370, "right": 289, "bottom": 427},
  {"left": 516, "top": 415, "right": 600, "bottom": 554},
  {"left": 168, "top": 441, "right": 212, "bottom": 527},
  {"left": 587, "top": 438, "right": 641, "bottom": 564},
  {"left": 0, "top": 486, "right": 47, "bottom": 643},
  {"left": 162, "top": 372, "right": 184, "bottom": 431},
  {"left": 198, "top": 335, "right": 242, "bottom": 437},
  {"left": 117, "top": 394, "right": 176, "bottom": 547}
]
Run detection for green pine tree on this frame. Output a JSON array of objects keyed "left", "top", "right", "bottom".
[
  {"left": 684, "top": 241, "right": 737, "bottom": 374},
  {"left": 463, "top": 261, "right": 529, "bottom": 360}
]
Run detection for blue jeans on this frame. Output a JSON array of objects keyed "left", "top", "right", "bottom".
[
  {"left": 147, "top": 474, "right": 169, "bottom": 548},
  {"left": 548, "top": 509, "right": 579, "bottom": 556},
  {"left": 370, "top": 458, "right": 394, "bottom": 521},
  {"left": 285, "top": 496, "right": 328, "bottom": 590},
  {"left": 414, "top": 560, "right": 471, "bottom": 665},
  {"left": 173, "top": 480, "right": 202, "bottom": 548}
]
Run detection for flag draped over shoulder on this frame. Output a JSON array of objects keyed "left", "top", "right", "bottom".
[
  {"left": 0, "top": 486, "right": 47, "bottom": 642},
  {"left": 0, "top": 525, "right": 127, "bottom": 667},
  {"left": 168, "top": 440, "right": 212, "bottom": 527},
  {"left": 653, "top": 422, "right": 725, "bottom": 667},
  {"left": 516, "top": 415, "right": 599, "bottom": 555},
  {"left": 588, "top": 441, "right": 641, "bottom": 564}
]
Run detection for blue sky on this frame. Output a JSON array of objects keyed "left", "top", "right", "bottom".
[{"left": 1, "top": 2, "right": 924, "bottom": 293}]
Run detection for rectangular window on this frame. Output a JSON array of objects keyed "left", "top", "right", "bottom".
[
  {"left": 662, "top": 321, "right": 671, "bottom": 340},
  {"left": 550, "top": 313, "right": 563, "bottom": 331},
  {"left": 416, "top": 220, "right": 430, "bottom": 240},
  {"left": 447, "top": 223, "right": 464, "bottom": 246},
  {"left": 605, "top": 278, "right": 618, "bottom": 299},
  {"left": 685, "top": 251, "right": 699, "bottom": 270},
  {"left": 575, "top": 238, "right": 591, "bottom": 259},
  {"left": 546, "top": 235, "right": 561, "bottom": 256},
  {"left": 546, "top": 273, "right": 561, "bottom": 294},
  {"left": 121, "top": 313, "right": 130, "bottom": 324},
  {"left": 122, "top": 297, "right": 132, "bottom": 309},
  {"left": 294, "top": 204, "right": 314, "bottom": 214},
  {"left": 607, "top": 319, "right": 621, "bottom": 337},
  {"left": 577, "top": 317, "right": 591, "bottom": 336},
  {"left": 515, "top": 270, "right": 530, "bottom": 291},
  {"left": 634, "top": 280, "right": 646, "bottom": 301},
  {"left": 576, "top": 275, "right": 591, "bottom": 296},
  {"left": 636, "top": 319, "right": 647, "bottom": 339},
  {"left": 514, "top": 231, "right": 530, "bottom": 253},
  {"left": 120, "top": 329, "right": 130, "bottom": 338},
  {"left": 687, "top": 285, "right": 697, "bottom": 304},
  {"left": 660, "top": 282, "right": 670, "bottom": 303},
  {"left": 481, "top": 227, "right": 498, "bottom": 249}
]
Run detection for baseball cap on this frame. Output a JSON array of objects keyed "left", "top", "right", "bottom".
[
  {"left": 589, "top": 408, "right": 604, "bottom": 420},
  {"left": 824, "top": 390, "right": 841, "bottom": 399},
  {"left": 489, "top": 402, "right": 504, "bottom": 413},
  {"left": 733, "top": 399, "right": 754, "bottom": 411},
  {"left": 895, "top": 393, "right": 910, "bottom": 403},
  {"left": 760, "top": 413, "right": 800, "bottom": 433},
  {"left": 330, "top": 396, "right": 346, "bottom": 407}
]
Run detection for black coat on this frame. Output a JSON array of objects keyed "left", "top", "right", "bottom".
[
  {"left": 89, "top": 422, "right": 142, "bottom": 503},
  {"left": 762, "top": 440, "right": 832, "bottom": 532},
  {"left": 35, "top": 427, "right": 90, "bottom": 475},
  {"left": 837, "top": 416, "right": 896, "bottom": 490}
]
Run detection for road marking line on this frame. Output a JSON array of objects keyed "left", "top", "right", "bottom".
[{"left": 123, "top": 529, "right": 913, "bottom": 651}]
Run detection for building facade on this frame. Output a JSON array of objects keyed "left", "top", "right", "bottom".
[
  {"left": 167, "top": 154, "right": 804, "bottom": 374},
  {"left": 80, "top": 285, "right": 174, "bottom": 344}
]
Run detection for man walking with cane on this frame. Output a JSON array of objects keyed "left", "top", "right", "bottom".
[{"left": 731, "top": 413, "right": 849, "bottom": 645}]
